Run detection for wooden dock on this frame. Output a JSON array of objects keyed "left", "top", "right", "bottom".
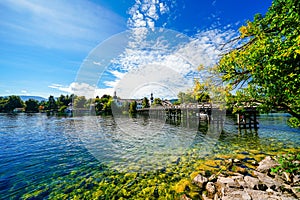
[{"left": 236, "top": 107, "right": 259, "bottom": 129}]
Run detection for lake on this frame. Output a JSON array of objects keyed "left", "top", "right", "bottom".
[{"left": 0, "top": 113, "right": 299, "bottom": 199}]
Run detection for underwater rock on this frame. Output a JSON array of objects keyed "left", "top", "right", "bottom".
[
  {"left": 256, "top": 156, "right": 279, "bottom": 173},
  {"left": 153, "top": 187, "right": 159, "bottom": 198}
]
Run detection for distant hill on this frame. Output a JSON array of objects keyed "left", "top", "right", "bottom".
[{"left": 19, "top": 96, "right": 47, "bottom": 102}]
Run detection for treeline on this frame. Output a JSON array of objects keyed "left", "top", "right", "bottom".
[{"left": 0, "top": 94, "right": 113, "bottom": 116}]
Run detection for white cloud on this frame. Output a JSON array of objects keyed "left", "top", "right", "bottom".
[
  {"left": 48, "top": 82, "right": 114, "bottom": 98},
  {"left": 21, "top": 90, "right": 29, "bottom": 95},
  {"left": 106, "top": 28, "right": 236, "bottom": 99},
  {"left": 127, "top": 0, "right": 171, "bottom": 31},
  {"left": 109, "top": 70, "right": 125, "bottom": 79},
  {"left": 93, "top": 61, "right": 102, "bottom": 66}
]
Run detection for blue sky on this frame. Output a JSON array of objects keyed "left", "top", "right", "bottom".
[{"left": 0, "top": 0, "right": 272, "bottom": 98}]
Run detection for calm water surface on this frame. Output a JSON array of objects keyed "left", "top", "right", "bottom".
[{"left": 0, "top": 113, "right": 299, "bottom": 199}]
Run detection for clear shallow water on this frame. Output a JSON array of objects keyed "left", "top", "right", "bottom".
[{"left": 0, "top": 113, "right": 299, "bottom": 199}]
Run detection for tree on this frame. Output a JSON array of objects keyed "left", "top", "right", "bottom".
[
  {"left": 73, "top": 96, "right": 87, "bottom": 109},
  {"left": 94, "top": 95, "right": 113, "bottom": 115},
  {"left": 46, "top": 95, "right": 57, "bottom": 111},
  {"left": 152, "top": 98, "right": 163, "bottom": 106},
  {"left": 129, "top": 101, "right": 137, "bottom": 114},
  {"left": 4, "top": 95, "right": 24, "bottom": 112},
  {"left": 216, "top": 0, "right": 300, "bottom": 125},
  {"left": 193, "top": 80, "right": 211, "bottom": 103},
  {"left": 25, "top": 99, "right": 39, "bottom": 113},
  {"left": 142, "top": 97, "right": 150, "bottom": 108},
  {"left": 177, "top": 91, "right": 196, "bottom": 104},
  {"left": 57, "top": 94, "right": 72, "bottom": 107},
  {"left": 0, "top": 97, "right": 8, "bottom": 112}
]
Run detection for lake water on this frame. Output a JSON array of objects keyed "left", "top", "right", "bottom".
[{"left": 0, "top": 113, "right": 299, "bottom": 199}]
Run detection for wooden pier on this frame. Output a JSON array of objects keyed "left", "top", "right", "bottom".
[{"left": 237, "top": 107, "right": 259, "bottom": 129}]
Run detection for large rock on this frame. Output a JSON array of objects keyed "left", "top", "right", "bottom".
[
  {"left": 253, "top": 171, "right": 281, "bottom": 191},
  {"left": 256, "top": 156, "right": 280, "bottom": 173},
  {"left": 245, "top": 188, "right": 296, "bottom": 200},
  {"left": 244, "top": 176, "right": 259, "bottom": 189},
  {"left": 192, "top": 174, "right": 208, "bottom": 189},
  {"left": 217, "top": 177, "right": 241, "bottom": 188},
  {"left": 221, "top": 188, "right": 251, "bottom": 200},
  {"left": 205, "top": 182, "right": 216, "bottom": 198}
]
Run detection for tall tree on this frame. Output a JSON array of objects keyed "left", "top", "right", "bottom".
[
  {"left": 142, "top": 97, "right": 150, "bottom": 108},
  {"left": 25, "top": 99, "right": 39, "bottom": 113},
  {"left": 129, "top": 101, "right": 137, "bottom": 114},
  {"left": 73, "top": 96, "right": 87, "bottom": 109},
  {"left": 47, "top": 95, "right": 57, "bottom": 111},
  {"left": 216, "top": 0, "right": 300, "bottom": 125}
]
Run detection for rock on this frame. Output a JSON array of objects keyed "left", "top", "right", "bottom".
[
  {"left": 251, "top": 160, "right": 258, "bottom": 166},
  {"left": 253, "top": 171, "right": 281, "bottom": 191},
  {"left": 282, "top": 172, "right": 292, "bottom": 183},
  {"left": 192, "top": 174, "right": 208, "bottom": 189},
  {"left": 180, "top": 194, "right": 192, "bottom": 200},
  {"left": 214, "top": 181, "right": 225, "bottom": 198},
  {"left": 232, "top": 166, "right": 247, "bottom": 175},
  {"left": 201, "top": 193, "right": 212, "bottom": 200},
  {"left": 255, "top": 183, "right": 268, "bottom": 191},
  {"left": 225, "top": 159, "right": 233, "bottom": 167},
  {"left": 266, "top": 188, "right": 274, "bottom": 195},
  {"left": 256, "top": 156, "right": 280, "bottom": 173},
  {"left": 245, "top": 188, "right": 296, "bottom": 200},
  {"left": 208, "top": 174, "right": 217, "bottom": 182},
  {"left": 244, "top": 189, "right": 274, "bottom": 200},
  {"left": 221, "top": 188, "right": 251, "bottom": 200},
  {"left": 244, "top": 176, "right": 259, "bottom": 189},
  {"left": 217, "top": 177, "right": 241, "bottom": 188},
  {"left": 205, "top": 182, "right": 216, "bottom": 198},
  {"left": 291, "top": 186, "right": 300, "bottom": 199},
  {"left": 292, "top": 174, "right": 300, "bottom": 185}
]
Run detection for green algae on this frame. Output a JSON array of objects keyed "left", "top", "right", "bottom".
[{"left": 21, "top": 131, "right": 300, "bottom": 200}]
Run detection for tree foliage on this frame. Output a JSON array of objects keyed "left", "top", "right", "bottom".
[
  {"left": 129, "top": 101, "right": 137, "bottom": 114},
  {"left": 2, "top": 96, "right": 24, "bottom": 113},
  {"left": 25, "top": 99, "right": 39, "bottom": 113},
  {"left": 46, "top": 95, "right": 57, "bottom": 111},
  {"left": 217, "top": 0, "right": 300, "bottom": 121},
  {"left": 95, "top": 95, "right": 112, "bottom": 115},
  {"left": 73, "top": 96, "right": 87, "bottom": 109},
  {"left": 142, "top": 97, "right": 150, "bottom": 108},
  {"left": 152, "top": 98, "right": 162, "bottom": 106}
]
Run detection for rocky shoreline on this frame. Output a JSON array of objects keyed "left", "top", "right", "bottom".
[{"left": 182, "top": 156, "right": 300, "bottom": 200}]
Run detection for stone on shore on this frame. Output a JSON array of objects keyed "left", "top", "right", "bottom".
[
  {"left": 256, "top": 156, "right": 280, "bottom": 173},
  {"left": 192, "top": 174, "right": 208, "bottom": 189},
  {"left": 189, "top": 155, "right": 299, "bottom": 200}
]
